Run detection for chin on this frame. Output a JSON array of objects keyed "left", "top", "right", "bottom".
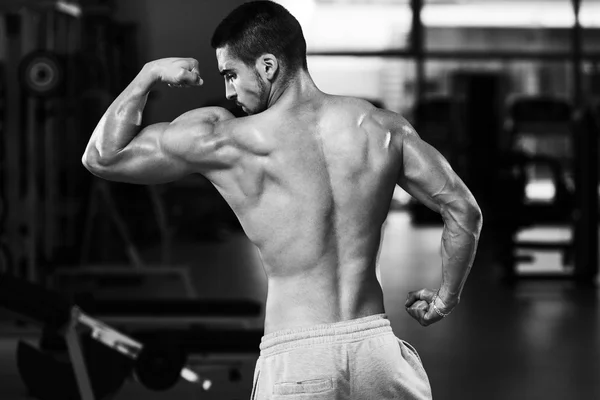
[
  {"left": 252, "top": 106, "right": 268, "bottom": 115},
  {"left": 242, "top": 102, "right": 267, "bottom": 115}
]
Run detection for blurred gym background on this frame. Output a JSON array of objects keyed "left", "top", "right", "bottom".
[{"left": 0, "top": 0, "right": 599, "bottom": 399}]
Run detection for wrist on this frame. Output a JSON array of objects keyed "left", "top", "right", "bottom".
[
  {"left": 431, "top": 293, "right": 452, "bottom": 318},
  {"left": 437, "top": 287, "right": 460, "bottom": 308},
  {"left": 134, "top": 62, "right": 161, "bottom": 93}
]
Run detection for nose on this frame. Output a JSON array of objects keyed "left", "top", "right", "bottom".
[{"left": 225, "top": 82, "right": 236, "bottom": 101}]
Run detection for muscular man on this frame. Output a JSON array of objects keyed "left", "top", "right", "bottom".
[{"left": 83, "top": 1, "right": 482, "bottom": 399}]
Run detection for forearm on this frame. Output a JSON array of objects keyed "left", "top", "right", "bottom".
[
  {"left": 83, "top": 63, "right": 157, "bottom": 165},
  {"left": 437, "top": 203, "right": 483, "bottom": 306}
]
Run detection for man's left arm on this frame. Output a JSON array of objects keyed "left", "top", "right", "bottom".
[{"left": 375, "top": 109, "right": 483, "bottom": 326}]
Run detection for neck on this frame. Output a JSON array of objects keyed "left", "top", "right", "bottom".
[{"left": 267, "top": 69, "right": 321, "bottom": 110}]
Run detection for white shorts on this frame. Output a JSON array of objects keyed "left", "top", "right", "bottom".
[{"left": 250, "top": 314, "right": 432, "bottom": 399}]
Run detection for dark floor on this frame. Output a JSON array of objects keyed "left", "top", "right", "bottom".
[{"left": 1, "top": 210, "right": 599, "bottom": 399}]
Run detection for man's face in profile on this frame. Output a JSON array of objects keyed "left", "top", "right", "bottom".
[{"left": 216, "top": 47, "right": 269, "bottom": 115}]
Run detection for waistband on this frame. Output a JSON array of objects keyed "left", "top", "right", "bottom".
[{"left": 259, "top": 313, "right": 392, "bottom": 357}]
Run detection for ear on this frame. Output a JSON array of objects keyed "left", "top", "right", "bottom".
[{"left": 256, "top": 54, "right": 279, "bottom": 81}]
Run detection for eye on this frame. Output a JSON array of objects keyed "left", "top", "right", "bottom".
[{"left": 226, "top": 73, "right": 235, "bottom": 81}]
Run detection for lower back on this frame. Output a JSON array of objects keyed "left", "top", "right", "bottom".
[{"left": 263, "top": 260, "right": 386, "bottom": 334}]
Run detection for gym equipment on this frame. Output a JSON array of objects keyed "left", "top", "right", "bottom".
[
  {"left": 19, "top": 50, "right": 65, "bottom": 97},
  {"left": 506, "top": 95, "right": 574, "bottom": 202},
  {"left": 1, "top": 7, "right": 78, "bottom": 281},
  {"left": 571, "top": 101, "right": 600, "bottom": 281},
  {"left": 47, "top": 269, "right": 264, "bottom": 397},
  {"left": 0, "top": 1, "right": 82, "bottom": 16},
  {"left": 0, "top": 62, "right": 7, "bottom": 275},
  {"left": 17, "top": 336, "right": 132, "bottom": 400},
  {"left": 1, "top": 270, "right": 267, "bottom": 399},
  {"left": 1, "top": 0, "right": 147, "bottom": 281},
  {"left": 501, "top": 96, "right": 577, "bottom": 279},
  {"left": 51, "top": 265, "right": 198, "bottom": 301},
  {"left": 0, "top": 62, "right": 5, "bottom": 231},
  {"left": 134, "top": 335, "right": 188, "bottom": 391},
  {"left": 0, "top": 272, "right": 213, "bottom": 400}
]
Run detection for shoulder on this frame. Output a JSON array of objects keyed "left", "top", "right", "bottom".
[
  {"left": 167, "top": 106, "right": 241, "bottom": 144},
  {"left": 322, "top": 95, "right": 414, "bottom": 134},
  {"left": 171, "top": 106, "right": 236, "bottom": 126},
  {"left": 366, "top": 107, "right": 415, "bottom": 136},
  {"left": 318, "top": 95, "right": 375, "bottom": 129},
  {"left": 161, "top": 107, "right": 240, "bottom": 155},
  {"left": 323, "top": 95, "right": 375, "bottom": 116},
  {"left": 366, "top": 107, "right": 420, "bottom": 153},
  {"left": 161, "top": 107, "right": 244, "bottom": 170}
]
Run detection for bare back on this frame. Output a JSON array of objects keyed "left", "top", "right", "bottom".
[
  {"left": 84, "top": 57, "right": 480, "bottom": 334},
  {"left": 206, "top": 96, "right": 403, "bottom": 334}
]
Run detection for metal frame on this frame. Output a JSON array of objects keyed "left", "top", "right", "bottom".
[
  {"left": 307, "top": 0, "right": 594, "bottom": 106},
  {"left": 51, "top": 265, "right": 198, "bottom": 298},
  {"left": 66, "top": 306, "right": 211, "bottom": 397},
  {"left": 308, "top": 49, "right": 600, "bottom": 62}
]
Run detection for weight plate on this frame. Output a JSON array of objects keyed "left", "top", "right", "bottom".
[{"left": 19, "top": 51, "right": 64, "bottom": 98}]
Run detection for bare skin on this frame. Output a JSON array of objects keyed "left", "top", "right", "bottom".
[{"left": 83, "top": 50, "right": 482, "bottom": 334}]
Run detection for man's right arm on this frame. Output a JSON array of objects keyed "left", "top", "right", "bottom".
[
  {"left": 374, "top": 109, "right": 483, "bottom": 325},
  {"left": 82, "top": 58, "right": 238, "bottom": 185}
]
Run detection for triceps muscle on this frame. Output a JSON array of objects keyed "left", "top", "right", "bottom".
[{"left": 90, "top": 122, "right": 191, "bottom": 184}]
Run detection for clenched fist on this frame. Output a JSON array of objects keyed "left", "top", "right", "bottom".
[
  {"left": 147, "top": 57, "right": 203, "bottom": 88},
  {"left": 405, "top": 288, "right": 457, "bottom": 327}
]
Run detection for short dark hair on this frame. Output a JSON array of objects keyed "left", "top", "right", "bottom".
[{"left": 211, "top": 1, "right": 308, "bottom": 73}]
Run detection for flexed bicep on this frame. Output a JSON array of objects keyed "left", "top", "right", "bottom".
[{"left": 84, "top": 107, "right": 238, "bottom": 185}]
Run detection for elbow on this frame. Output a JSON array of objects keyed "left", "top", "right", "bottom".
[
  {"left": 469, "top": 201, "right": 483, "bottom": 237},
  {"left": 444, "top": 198, "right": 483, "bottom": 237},
  {"left": 82, "top": 148, "right": 99, "bottom": 173},
  {"left": 460, "top": 196, "right": 483, "bottom": 238},
  {"left": 81, "top": 150, "right": 94, "bottom": 171},
  {"left": 81, "top": 146, "right": 113, "bottom": 176}
]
